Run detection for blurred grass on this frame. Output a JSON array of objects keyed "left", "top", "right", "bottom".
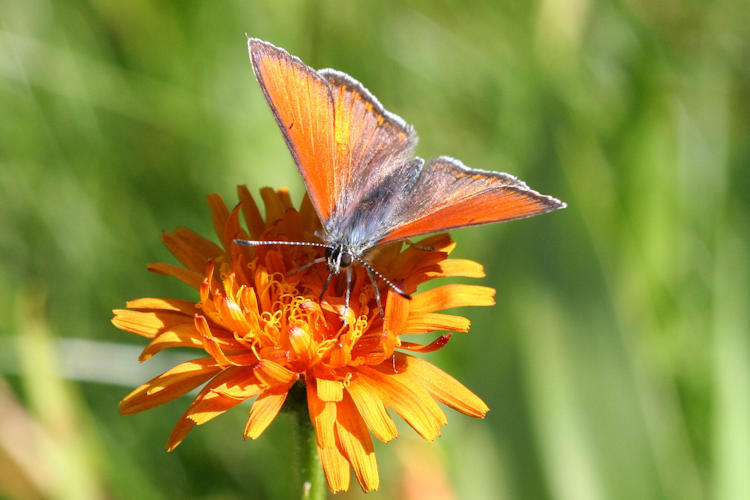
[{"left": 1, "top": 0, "right": 748, "bottom": 499}]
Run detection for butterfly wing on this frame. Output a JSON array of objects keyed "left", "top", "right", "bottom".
[
  {"left": 376, "top": 156, "right": 566, "bottom": 244},
  {"left": 249, "top": 39, "right": 565, "bottom": 247},
  {"left": 317, "top": 69, "right": 417, "bottom": 224},
  {"left": 248, "top": 39, "right": 338, "bottom": 221}
]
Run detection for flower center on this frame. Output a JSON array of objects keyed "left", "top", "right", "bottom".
[{"left": 202, "top": 252, "right": 384, "bottom": 375}]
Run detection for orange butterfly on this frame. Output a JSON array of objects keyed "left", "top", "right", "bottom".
[{"left": 236, "top": 39, "right": 565, "bottom": 314}]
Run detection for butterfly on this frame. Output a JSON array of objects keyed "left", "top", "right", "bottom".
[{"left": 235, "top": 38, "right": 566, "bottom": 315}]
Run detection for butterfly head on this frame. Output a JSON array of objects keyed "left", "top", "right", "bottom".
[{"left": 325, "top": 244, "right": 354, "bottom": 274}]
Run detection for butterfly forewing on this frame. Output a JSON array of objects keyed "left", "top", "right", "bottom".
[
  {"left": 318, "top": 69, "right": 417, "bottom": 223},
  {"left": 248, "top": 39, "right": 338, "bottom": 221},
  {"left": 376, "top": 156, "right": 566, "bottom": 244}
]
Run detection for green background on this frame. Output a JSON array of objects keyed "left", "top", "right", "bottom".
[{"left": 1, "top": 1, "right": 748, "bottom": 499}]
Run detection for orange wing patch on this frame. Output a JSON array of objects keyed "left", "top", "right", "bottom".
[{"left": 249, "top": 39, "right": 337, "bottom": 221}]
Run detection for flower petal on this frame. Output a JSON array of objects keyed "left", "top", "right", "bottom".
[
  {"left": 111, "top": 309, "right": 193, "bottom": 339},
  {"left": 166, "top": 419, "right": 196, "bottom": 452},
  {"left": 316, "top": 376, "right": 344, "bottom": 403},
  {"left": 403, "top": 313, "right": 471, "bottom": 334},
  {"left": 347, "top": 373, "right": 398, "bottom": 443},
  {"left": 410, "top": 284, "right": 496, "bottom": 314},
  {"left": 139, "top": 324, "right": 204, "bottom": 361},
  {"left": 358, "top": 366, "right": 446, "bottom": 441},
  {"left": 318, "top": 442, "right": 350, "bottom": 493},
  {"left": 207, "top": 193, "right": 231, "bottom": 249},
  {"left": 148, "top": 263, "right": 203, "bottom": 289},
  {"left": 399, "top": 334, "right": 452, "bottom": 353},
  {"left": 260, "top": 187, "right": 285, "bottom": 224},
  {"left": 394, "top": 354, "right": 489, "bottom": 418},
  {"left": 436, "top": 258, "right": 485, "bottom": 278},
  {"left": 383, "top": 291, "right": 410, "bottom": 335},
  {"left": 244, "top": 383, "right": 293, "bottom": 439},
  {"left": 335, "top": 393, "right": 379, "bottom": 492},
  {"left": 307, "top": 378, "right": 337, "bottom": 448},
  {"left": 277, "top": 187, "right": 293, "bottom": 209},
  {"left": 298, "top": 193, "right": 320, "bottom": 233},
  {"left": 162, "top": 229, "right": 219, "bottom": 272},
  {"left": 254, "top": 359, "right": 298, "bottom": 387},
  {"left": 238, "top": 185, "right": 266, "bottom": 238},
  {"left": 125, "top": 297, "right": 198, "bottom": 314},
  {"left": 195, "top": 315, "right": 237, "bottom": 368},
  {"left": 165, "top": 366, "right": 262, "bottom": 450},
  {"left": 119, "top": 357, "right": 221, "bottom": 415}
]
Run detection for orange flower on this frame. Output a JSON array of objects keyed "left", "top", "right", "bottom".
[{"left": 113, "top": 186, "right": 492, "bottom": 492}]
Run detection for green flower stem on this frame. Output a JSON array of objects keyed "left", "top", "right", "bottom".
[{"left": 289, "top": 382, "right": 326, "bottom": 500}]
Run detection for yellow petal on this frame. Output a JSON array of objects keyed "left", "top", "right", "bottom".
[
  {"left": 185, "top": 367, "right": 259, "bottom": 425},
  {"left": 119, "top": 357, "right": 221, "bottom": 414},
  {"left": 298, "top": 193, "right": 319, "bottom": 232},
  {"left": 139, "top": 324, "right": 204, "bottom": 361},
  {"left": 316, "top": 376, "right": 344, "bottom": 402},
  {"left": 318, "top": 442, "right": 350, "bottom": 493},
  {"left": 260, "top": 186, "right": 285, "bottom": 224},
  {"left": 253, "top": 359, "right": 298, "bottom": 387},
  {"left": 434, "top": 258, "right": 485, "bottom": 278},
  {"left": 307, "top": 379, "right": 337, "bottom": 448},
  {"left": 111, "top": 309, "right": 193, "bottom": 339},
  {"left": 147, "top": 263, "right": 203, "bottom": 289},
  {"left": 396, "top": 354, "right": 489, "bottom": 418},
  {"left": 166, "top": 368, "right": 251, "bottom": 450},
  {"left": 161, "top": 229, "right": 217, "bottom": 272},
  {"left": 288, "top": 326, "right": 313, "bottom": 361},
  {"left": 410, "top": 284, "right": 495, "bottom": 314},
  {"left": 335, "top": 393, "right": 379, "bottom": 492},
  {"left": 174, "top": 227, "right": 224, "bottom": 260},
  {"left": 384, "top": 291, "right": 410, "bottom": 335},
  {"left": 403, "top": 312, "right": 471, "bottom": 334},
  {"left": 399, "top": 335, "right": 452, "bottom": 353},
  {"left": 206, "top": 365, "right": 262, "bottom": 400},
  {"left": 358, "top": 366, "right": 445, "bottom": 441},
  {"left": 206, "top": 193, "right": 230, "bottom": 249},
  {"left": 277, "top": 187, "right": 293, "bottom": 209},
  {"left": 237, "top": 185, "right": 265, "bottom": 238},
  {"left": 125, "top": 297, "right": 198, "bottom": 313},
  {"left": 244, "top": 383, "right": 292, "bottom": 439},
  {"left": 195, "top": 315, "right": 236, "bottom": 368},
  {"left": 347, "top": 374, "right": 398, "bottom": 443},
  {"left": 166, "top": 418, "right": 195, "bottom": 452}
]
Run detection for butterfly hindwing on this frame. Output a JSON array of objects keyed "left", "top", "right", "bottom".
[{"left": 377, "top": 156, "right": 566, "bottom": 244}]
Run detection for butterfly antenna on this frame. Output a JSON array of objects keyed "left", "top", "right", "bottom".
[
  {"left": 354, "top": 256, "right": 411, "bottom": 321},
  {"left": 234, "top": 239, "right": 329, "bottom": 249},
  {"left": 354, "top": 256, "right": 410, "bottom": 299}
]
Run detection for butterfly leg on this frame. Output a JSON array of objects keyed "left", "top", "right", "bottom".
[
  {"left": 289, "top": 256, "right": 326, "bottom": 276},
  {"left": 406, "top": 239, "right": 435, "bottom": 251},
  {"left": 319, "top": 272, "right": 334, "bottom": 301},
  {"left": 345, "top": 266, "right": 352, "bottom": 312}
]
